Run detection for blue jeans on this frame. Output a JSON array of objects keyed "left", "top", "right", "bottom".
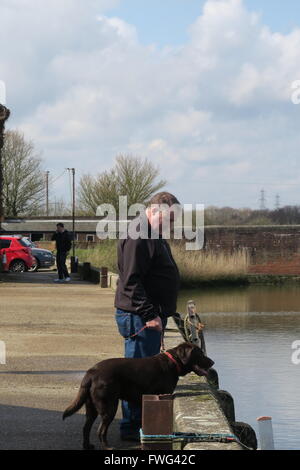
[{"left": 115, "top": 308, "right": 167, "bottom": 436}]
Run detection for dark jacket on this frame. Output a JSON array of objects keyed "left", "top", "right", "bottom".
[
  {"left": 114, "top": 223, "right": 180, "bottom": 322},
  {"left": 51, "top": 230, "right": 72, "bottom": 253}
]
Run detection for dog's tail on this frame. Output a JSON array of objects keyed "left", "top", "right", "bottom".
[{"left": 62, "top": 376, "right": 92, "bottom": 420}]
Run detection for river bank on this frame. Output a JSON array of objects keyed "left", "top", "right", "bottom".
[{"left": 75, "top": 241, "right": 300, "bottom": 287}]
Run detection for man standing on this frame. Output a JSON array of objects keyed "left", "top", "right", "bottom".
[
  {"left": 114, "top": 192, "right": 181, "bottom": 441},
  {"left": 51, "top": 223, "right": 72, "bottom": 283}
]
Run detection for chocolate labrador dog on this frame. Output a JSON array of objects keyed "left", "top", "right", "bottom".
[{"left": 63, "top": 342, "right": 214, "bottom": 450}]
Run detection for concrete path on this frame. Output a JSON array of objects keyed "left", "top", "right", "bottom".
[{"left": 0, "top": 271, "right": 139, "bottom": 450}]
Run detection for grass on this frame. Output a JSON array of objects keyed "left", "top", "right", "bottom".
[
  {"left": 76, "top": 240, "right": 118, "bottom": 273},
  {"left": 75, "top": 239, "right": 250, "bottom": 287},
  {"left": 170, "top": 242, "right": 250, "bottom": 287}
]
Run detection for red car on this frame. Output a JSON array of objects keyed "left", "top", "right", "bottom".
[{"left": 0, "top": 236, "right": 35, "bottom": 272}]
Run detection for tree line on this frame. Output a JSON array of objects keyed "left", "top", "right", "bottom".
[
  {"left": 2, "top": 130, "right": 165, "bottom": 217},
  {"left": 2, "top": 129, "right": 300, "bottom": 225},
  {"left": 204, "top": 206, "right": 300, "bottom": 226}
]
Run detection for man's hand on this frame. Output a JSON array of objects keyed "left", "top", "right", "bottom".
[{"left": 146, "top": 316, "right": 162, "bottom": 332}]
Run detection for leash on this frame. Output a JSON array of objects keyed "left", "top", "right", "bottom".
[
  {"left": 140, "top": 430, "right": 240, "bottom": 444},
  {"left": 125, "top": 325, "right": 147, "bottom": 339},
  {"left": 125, "top": 324, "right": 165, "bottom": 341},
  {"left": 125, "top": 320, "right": 166, "bottom": 349},
  {"left": 140, "top": 430, "right": 254, "bottom": 450}
]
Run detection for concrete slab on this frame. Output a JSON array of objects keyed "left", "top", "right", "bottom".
[
  {"left": 0, "top": 272, "right": 241, "bottom": 451},
  {"left": 0, "top": 272, "right": 138, "bottom": 450}
]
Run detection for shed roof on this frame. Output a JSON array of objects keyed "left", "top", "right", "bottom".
[{"left": 0, "top": 219, "right": 116, "bottom": 233}]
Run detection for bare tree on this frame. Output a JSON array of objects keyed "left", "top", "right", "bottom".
[
  {"left": 78, "top": 155, "right": 166, "bottom": 215},
  {"left": 30, "top": 197, "right": 72, "bottom": 217},
  {"left": 115, "top": 154, "right": 166, "bottom": 207},
  {"left": 2, "top": 130, "right": 45, "bottom": 216},
  {"left": 78, "top": 170, "right": 119, "bottom": 215},
  {"left": 50, "top": 198, "right": 72, "bottom": 217}
]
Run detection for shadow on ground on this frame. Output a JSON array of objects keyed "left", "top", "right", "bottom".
[
  {"left": 0, "top": 404, "right": 140, "bottom": 450},
  {"left": 0, "top": 271, "right": 87, "bottom": 285}
]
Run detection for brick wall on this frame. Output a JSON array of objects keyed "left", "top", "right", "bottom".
[
  {"left": 26, "top": 225, "right": 300, "bottom": 275},
  {"left": 204, "top": 225, "right": 300, "bottom": 275}
]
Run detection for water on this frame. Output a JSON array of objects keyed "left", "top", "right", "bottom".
[{"left": 177, "top": 285, "right": 300, "bottom": 450}]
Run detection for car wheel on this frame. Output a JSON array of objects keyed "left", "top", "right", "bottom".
[
  {"left": 9, "top": 260, "right": 27, "bottom": 273},
  {"left": 28, "top": 257, "right": 39, "bottom": 272}
]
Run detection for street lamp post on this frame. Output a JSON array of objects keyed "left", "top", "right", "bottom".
[{"left": 67, "top": 167, "right": 77, "bottom": 273}]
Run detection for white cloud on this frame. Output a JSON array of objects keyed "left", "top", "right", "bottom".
[
  {"left": 97, "top": 16, "right": 138, "bottom": 43},
  {"left": 1, "top": 0, "right": 300, "bottom": 208}
]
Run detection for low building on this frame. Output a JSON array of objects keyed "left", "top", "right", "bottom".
[{"left": 0, "top": 217, "right": 102, "bottom": 243}]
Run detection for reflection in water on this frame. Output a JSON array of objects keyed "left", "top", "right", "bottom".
[
  {"left": 177, "top": 285, "right": 300, "bottom": 450},
  {"left": 178, "top": 284, "right": 300, "bottom": 314}
]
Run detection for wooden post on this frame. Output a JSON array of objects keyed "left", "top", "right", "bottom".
[
  {"left": 141, "top": 394, "right": 174, "bottom": 450},
  {"left": 100, "top": 266, "right": 108, "bottom": 288}
]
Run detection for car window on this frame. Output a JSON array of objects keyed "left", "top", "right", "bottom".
[
  {"left": 0, "top": 239, "right": 11, "bottom": 249},
  {"left": 19, "top": 238, "right": 32, "bottom": 247}
]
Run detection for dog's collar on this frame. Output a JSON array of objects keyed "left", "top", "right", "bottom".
[{"left": 164, "top": 351, "right": 181, "bottom": 374}]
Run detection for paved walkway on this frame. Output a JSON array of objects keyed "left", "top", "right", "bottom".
[{"left": 0, "top": 271, "right": 139, "bottom": 450}]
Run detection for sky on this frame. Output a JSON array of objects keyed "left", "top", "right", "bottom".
[
  {"left": 1, "top": 0, "right": 300, "bottom": 210},
  {"left": 109, "top": 0, "right": 300, "bottom": 45}
]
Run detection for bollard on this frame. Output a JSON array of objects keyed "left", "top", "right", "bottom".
[
  {"left": 142, "top": 395, "right": 174, "bottom": 450},
  {"left": 207, "top": 368, "right": 219, "bottom": 389},
  {"left": 257, "top": 416, "right": 275, "bottom": 450},
  {"left": 230, "top": 421, "right": 258, "bottom": 450},
  {"left": 70, "top": 256, "right": 78, "bottom": 274},
  {"left": 82, "top": 262, "right": 91, "bottom": 281},
  {"left": 100, "top": 267, "right": 108, "bottom": 288},
  {"left": 216, "top": 390, "right": 235, "bottom": 422}
]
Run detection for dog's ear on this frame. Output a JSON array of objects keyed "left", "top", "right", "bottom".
[{"left": 176, "top": 342, "right": 195, "bottom": 365}]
